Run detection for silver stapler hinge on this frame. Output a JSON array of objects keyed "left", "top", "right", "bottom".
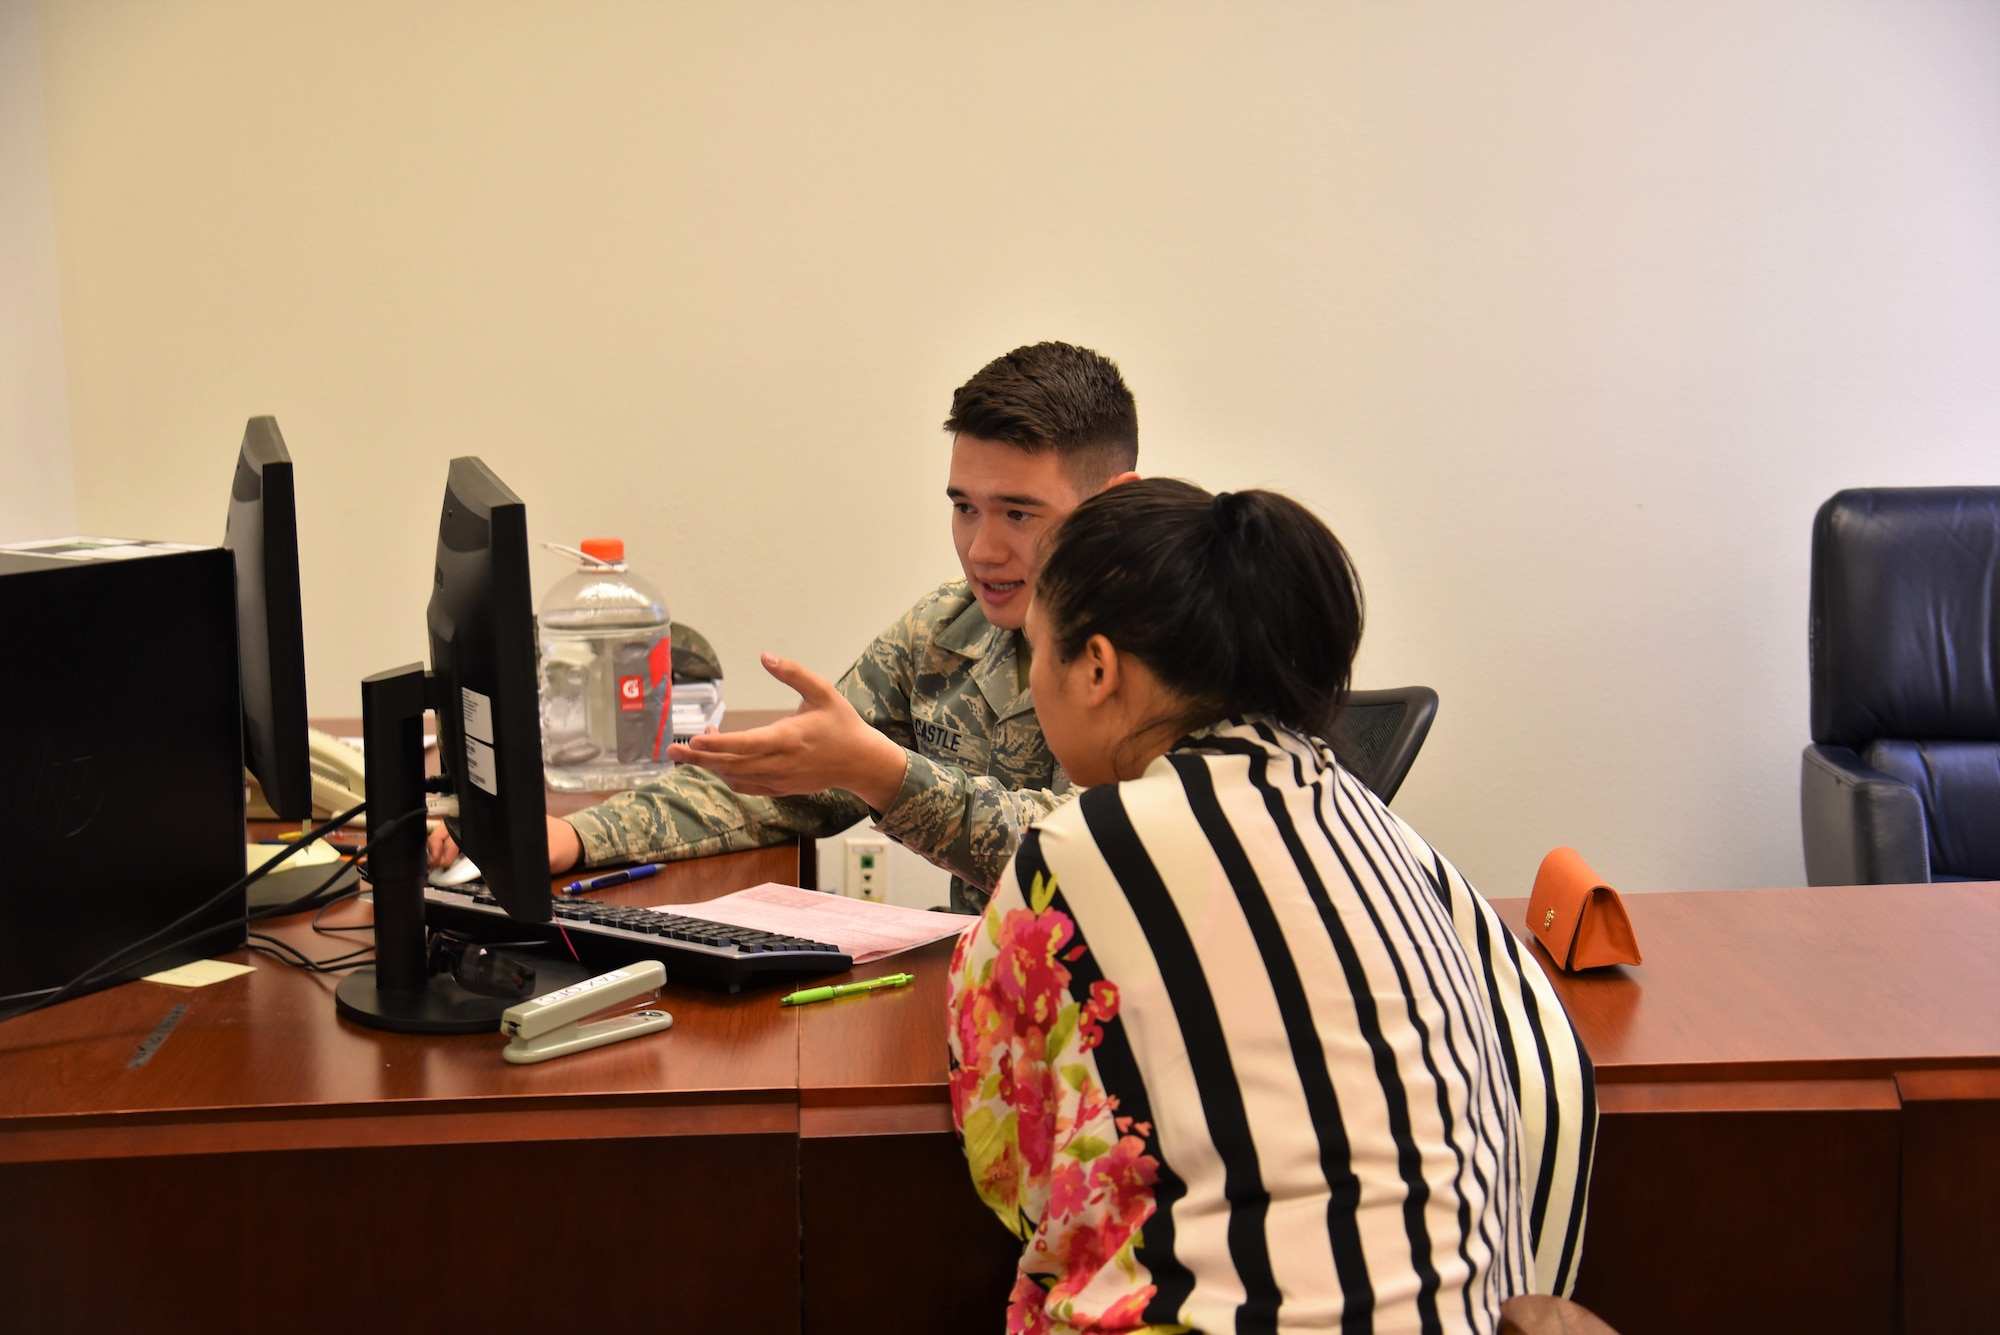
[{"left": 500, "top": 960, "right": 672, "bottom": 1065}]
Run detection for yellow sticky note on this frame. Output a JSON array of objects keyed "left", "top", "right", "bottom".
[{"left": 143, "top": 959, "right": 255, "bottom": 988}]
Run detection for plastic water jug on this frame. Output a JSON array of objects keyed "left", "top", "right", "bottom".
[{"left": 537, "top": 538, "right": 672, "bottom": 792}]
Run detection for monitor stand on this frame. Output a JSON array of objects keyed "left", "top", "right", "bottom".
[
  {"left": 334, "top": 664, "right": 588, "bottom": 1035},
  {"left": 336, "top": 957, "right": 592, "bottom": 1034}
]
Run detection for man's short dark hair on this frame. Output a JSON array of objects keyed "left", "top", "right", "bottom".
[{"left": 943, "top": 342, "right": 1138, "bottom": 482}]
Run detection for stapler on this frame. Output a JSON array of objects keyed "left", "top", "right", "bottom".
[{"left": 499, "top": 961, "right": 672, "bottom": 1064}]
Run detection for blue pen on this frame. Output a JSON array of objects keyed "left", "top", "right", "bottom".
[{"left": 562, "top": 863, "right": 664, "bottom": 896}]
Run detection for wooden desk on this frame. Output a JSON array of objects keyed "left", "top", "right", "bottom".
[
  {"left": 792, "top": 883, "right": 2000, "bottom": 1335},
  {"left": 24, "top": 776, "right": 1985, "bottom": 1335},
  {"left": 1491, "top": 882, "right": 2000, "bottom": 1335},
  {"left": 0, "top": 842, "right": 819, "bottom": 1332},
  {"left": 795, "top": 936, "right": 1020, "bottom": 1331}
]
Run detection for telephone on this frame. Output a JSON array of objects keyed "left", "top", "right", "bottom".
[{"left": 246, "top": 728, "right": 368, "bottom": 822}]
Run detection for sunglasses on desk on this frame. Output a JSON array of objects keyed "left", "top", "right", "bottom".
[{"left": 426, "top": 929, "right": 538, "bottom": 1000}]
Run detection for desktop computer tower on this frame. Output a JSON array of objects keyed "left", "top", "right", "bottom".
[{"left": 0, "top": 543, "right": 248, "bottom": 1006}]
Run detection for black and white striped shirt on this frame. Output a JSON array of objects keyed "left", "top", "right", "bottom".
[{"left": 948, "top": 716, "right": 1594, "bottom": 1334}]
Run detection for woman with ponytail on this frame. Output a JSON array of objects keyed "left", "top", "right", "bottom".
[{"left": 947, "top": 480, "right": 1603, "bottom": 1335}]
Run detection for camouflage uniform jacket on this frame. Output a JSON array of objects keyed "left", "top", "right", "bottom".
[{"left": 565, "top": 580, "right": 1072, "bottom": 912}]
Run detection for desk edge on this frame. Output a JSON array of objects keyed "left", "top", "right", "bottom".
[{"left": 0, "top": 1098, "right": 799, "bottom": 1164}]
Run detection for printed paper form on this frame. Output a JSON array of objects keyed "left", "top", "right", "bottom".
[{"left": 654, "top": 884, "right": 976, "bottom": 965}]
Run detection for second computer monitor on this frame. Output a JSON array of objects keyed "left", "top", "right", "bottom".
[
  {"left": 429, "top": 457, "right": 552, "bottom": 923},
  {"left": 224, "top": 416, "right": 311, "bottom": 821}
]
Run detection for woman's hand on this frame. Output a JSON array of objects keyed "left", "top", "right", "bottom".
[{"left": 1499, "top": 1296, "right": 1620, "bottom": 1335}]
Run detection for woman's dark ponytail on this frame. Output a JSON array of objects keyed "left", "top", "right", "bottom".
[{"left": 1035, "top": 479, "right": 1364, "bottom": 739}]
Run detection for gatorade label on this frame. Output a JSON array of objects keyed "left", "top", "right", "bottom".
[{"left": 612, "top": 634, "right": 674, "bottom": 764}]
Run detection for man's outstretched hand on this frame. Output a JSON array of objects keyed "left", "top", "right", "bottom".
[
  {"left": 667, "top": 652, "right": 908, "bottom": 812},
  {"left": 425, "top": 652, "right": 891, "bottom": 878}
]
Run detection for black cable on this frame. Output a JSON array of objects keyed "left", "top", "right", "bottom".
[
  {"left": 0, "top": 801, "right": 429, "bottom": 1022},
  {"left": 311, "top": 885, "right": 372, "bottom": 933},
  {"left": 0, "top": 804, "right": 372, "bottom": 1011},
  {"left": 247, "top": 944, "right": 371, "bottom": 975},
  {"left": 244, "top": 938, "right": 317, "bottom": 970},
  {"left": 204, "top": 824, "right": 409, "bottom": 974},
  {"left": 258, "top": 929, "right": 375, "bottom": 966},
  {"left": 245, "top": 932, "right": 374, "bottom": 973},
  {"left": 243, "top": 842, "right": 370, "bottom": 923},
  {"left": 246, "top": 932, "right": 365, "bottom": 968}
]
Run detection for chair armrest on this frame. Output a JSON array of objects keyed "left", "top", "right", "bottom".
[{"left": 1800, "top": 744, "right": 1930, "bottom": 885}]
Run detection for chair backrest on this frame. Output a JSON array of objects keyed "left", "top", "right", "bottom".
[
  {"left": 1328, "top": 686, "right": 1439, "bottom": 803},
  {"left": 1809, "top": 487, "right": 2000, "bottom": 879},
  {"left": 1810, "top": 487, "right": 2000, "bottom": 747}
]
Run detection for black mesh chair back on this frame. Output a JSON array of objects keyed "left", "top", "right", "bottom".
[{"left": 1328, "top": 686, "right": 1440, "bottom": 803}]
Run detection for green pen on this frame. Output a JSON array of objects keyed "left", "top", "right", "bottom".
[{"left": 780, "top": 973, "right": 915, "bottom": 1007}]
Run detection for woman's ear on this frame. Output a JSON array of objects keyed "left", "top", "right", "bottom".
[{"left": 1081, "top": 634, "right": 1122, "bottom": 708}]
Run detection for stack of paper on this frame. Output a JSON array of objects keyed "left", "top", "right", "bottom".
[{"left": 655, "top": 884, "right": 975, "bottom": 964}]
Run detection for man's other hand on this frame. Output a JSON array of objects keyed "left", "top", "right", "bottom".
[
  {"left": 546, "top": 816, "right": 581, "bottom": 873},
  {"left": 427, "top": 816, "right": 582, "bottom": 874},
  {"left": 666, "top": 652, "right": 908, "bottom": 812},
  {"left": 426, "top": 822, "right": 457, "bottom": 869}
]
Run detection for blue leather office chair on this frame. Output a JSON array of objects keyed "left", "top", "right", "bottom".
[
  {"left": 1801, "top": 488, "right": 2000, "bottom": 885},
  {"left": 1330, "top": 686, "right": 1440, "bottom": 803}
]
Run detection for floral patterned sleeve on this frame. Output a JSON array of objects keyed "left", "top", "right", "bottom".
[{"left": 947, "top": 836, "right": 1178, "bottom": 1335}]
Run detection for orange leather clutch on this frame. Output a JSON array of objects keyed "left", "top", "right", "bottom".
[{"left": 1527, "top": 847, "right": 1642, "bottom": 971}]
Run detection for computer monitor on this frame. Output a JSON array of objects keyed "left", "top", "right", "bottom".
[
  {"left": 334, "top": 457, "right": 586, "bottom": 1034},
  {"left": 427, "top": 458, "right": 557, "bottom": 922},
  {"left": 224, "top": 417, "right": 310, "bottom": 821}
]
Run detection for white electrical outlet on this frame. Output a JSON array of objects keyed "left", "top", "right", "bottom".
[{"left": 844, "top": 837, "right": 889, "bottom": 902}]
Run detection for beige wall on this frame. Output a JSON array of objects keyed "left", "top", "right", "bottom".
[
  {"left": 1, "top": 0, "right": 74, "bottom": 541},
  {"left": 33, "top": 0, "right": 2000, "bottom": 898}
]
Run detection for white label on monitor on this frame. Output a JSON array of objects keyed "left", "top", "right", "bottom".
[
  {"left": 462, "top": 688, "right": 495, "bottom": 744},
  {"left": 465, "top": 736, "right": 499, "bottom": 796}
]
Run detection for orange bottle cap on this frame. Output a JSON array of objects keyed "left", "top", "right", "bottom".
[{"left": 579, "top": 537, "right": 624, "bottom": 562}]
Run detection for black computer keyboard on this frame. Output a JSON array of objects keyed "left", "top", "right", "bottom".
[{"left": 423, "top": 884, "right": 852, "bottom": 993}]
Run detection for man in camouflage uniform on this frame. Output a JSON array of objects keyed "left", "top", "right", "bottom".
[{"left": 531, "top": 343, "right": 1141, "bottom": 913}]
